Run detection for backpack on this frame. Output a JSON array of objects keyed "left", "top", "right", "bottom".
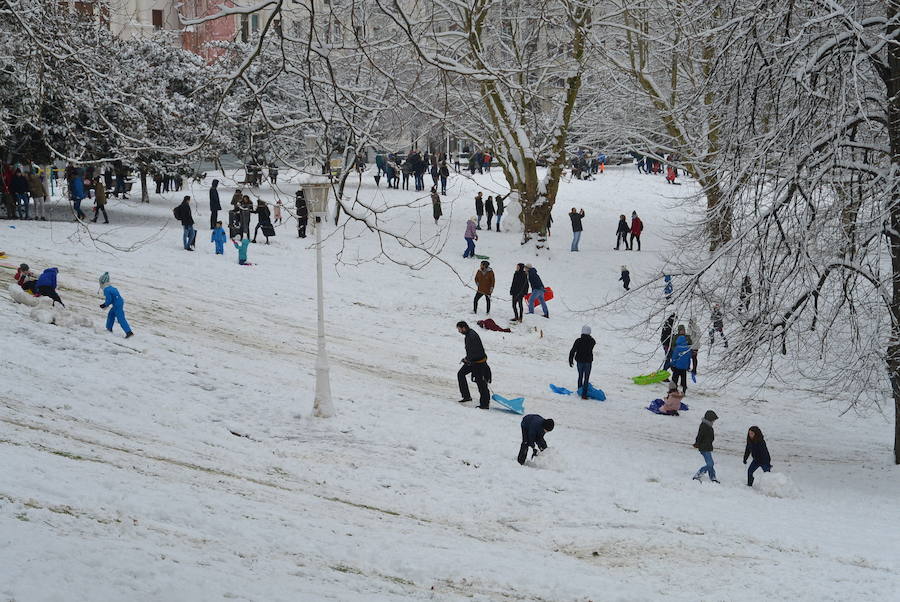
[{"left": 173, "top": 204, "right": 183, "bottom": 220}]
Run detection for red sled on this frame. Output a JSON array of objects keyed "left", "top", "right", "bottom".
[{"left": 524, "top": 286, "right": 554, "bottom": 307}]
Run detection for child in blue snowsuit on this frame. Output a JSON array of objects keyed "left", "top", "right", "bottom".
[
  {"left": 233, "top": 238, "right": 250, "bottom": 265},
  {"left": 99, "top": 273, "right": 133, "bottom": 338},
  {"left": 211, "top": 221, "right": 227, "bottom": 255}
]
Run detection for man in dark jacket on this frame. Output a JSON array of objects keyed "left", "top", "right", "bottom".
[
  {"left": 693, "top": 410, "right": 719, "bottom": 482},
  {"left": 475, "top": 192, "right": 484, "bottom": 229},
  {"left": 295, "top": 190, "right": 309, "bottom": 238},
  {"left": 526, "top": 264, "right": 549, "bottom": 318},
  {"left": 568, "top": 325, "right": 595, "bottom": 398},
  {"left": 569, "top": 207, "right": 585, "bottom": 252},
  {"left": 661, "top": 313, "right": 676, "bottom": 364},
  {"left": 509, "top": 263, "right": 528, "bottom": 322},
  {"left": 209, "top": 179, "right": 221, "bottom": 229},
  {"left": 174, "top": 196, "right": 195, "bottom": 251},
  {"left": 517, "top": 414, "right": 555, "bottom": 465},
  {"left": 456, "top": 321, "right": 491, "bottom": 409}
]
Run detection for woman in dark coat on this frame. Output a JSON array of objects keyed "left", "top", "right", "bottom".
[
  {"left": 484, "top": 196, "right": 495, "bottom": 231},
  {"left": 509, "top": 263, "right": 528, "bottom": 322},
  {"left": 615, "top": 214, "right": 630, "bottom": 250},
  {"left": 743, "top": 426, "right": 772, "bottom": 486},
  {"left": 430, "top": 186, "right": 442, "bottom": 224},
  {"left": 252, "top": 200, "right": 273, "bottom": 244}
]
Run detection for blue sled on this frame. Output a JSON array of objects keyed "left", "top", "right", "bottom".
[
  {"left": 491, "top": 394, "right": 525, "bottom": 415},
  {"left": 646, "top": 398, "right": 690, "bottom": 415},
  {"left": 577, "top": 384, "right": 606, "bottom": 401},
  {"left": 549, "top": 384, "right": 573, "bottom": 395}
]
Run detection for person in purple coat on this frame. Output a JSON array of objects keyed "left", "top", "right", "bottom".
[{"left": 463, "top": 216, "right": 478, "bottom": 258}]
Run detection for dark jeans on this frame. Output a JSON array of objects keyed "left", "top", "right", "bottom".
[
  {"left": 36, "top": 285, "right": 64, "bottom": 306},
  {"left": 463, "top": 237, "right": 476, "bottom": 258},
  {"left": 512, "top": 296, "right": 524, "bottom": 321},
  {"left": 577, "top": 361, "right": 592, "bottom": 393},
  {"left": 630, "top": 233, "right": 641, "bottom": 250},
  {"left": 253, "top": 222, "right": 270, "bottom": 242},
  {"left": 210, "top": 210, "right": 218, "bottom": 229},
  {"left": 616, "top": 232, "right": 629, "bottom": 250},
  {"left": 298, "top": 217, "right": 308, "bottom": 238},
  {"left": 671, "top": 367, "right": 687, "bottom": 392},
  {"left": 747, "top": 460, "right": 771, "bottom": 486},
  {"left": 458, "top": 362, "right": 490, "bottom": 407},
  {"left": 518, "top": 425, "right": 546, "bottom": 465},
  {"left": 474, "top": 293, "right": 491, "bottom": 313},
  {"left": 92, "top": 206, "right": 108, "bottom": 222},
  {"left": 691, "top": 350, "right": 698, "bottom": 373}
]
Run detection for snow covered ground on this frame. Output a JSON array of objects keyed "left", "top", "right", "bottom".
[{"left": 1, "top": 167, "right": 898, "bottom": 601}]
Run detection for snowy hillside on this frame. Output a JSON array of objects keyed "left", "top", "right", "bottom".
[{"left": 1, "top": 167, "right": 898, "bottom": 601}]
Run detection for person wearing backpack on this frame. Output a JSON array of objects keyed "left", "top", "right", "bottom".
[{"left": 174, "top": 196, "right": 195, "bottom": 251}]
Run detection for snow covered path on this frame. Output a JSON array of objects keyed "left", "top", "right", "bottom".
[{"left": 1, "top": 168, "right": 898, "bottom": 601}]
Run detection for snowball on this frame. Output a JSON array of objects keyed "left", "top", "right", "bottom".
[{"left": 753, "top": 472, "right": 800, "bottom": 498}]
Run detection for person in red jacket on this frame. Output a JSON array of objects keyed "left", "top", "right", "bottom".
[{"left": 630, "top": 211, "right": 644, "bottom": 251}]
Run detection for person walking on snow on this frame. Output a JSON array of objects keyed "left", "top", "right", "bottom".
[
  {"left": 27, "top": 169, "right": 47, "bottom": 221},
  {"left": 509, "top": 263, "right": 528, "bottom": 322},
  {"left": 209, "top": 179, "right": 221, "bottom": 229},
  {"left": 174, "top": 196, "right": 195, "bottom": 251},
  {"left": 431, "top": 186, "right": 442, "bottom": 224},
  {"left": 517, "top": 414, "right": 555, "bottom": 465},
  {"left": 619, "top": 265, "right": 631, "bottom": 290},
  {"left": 710, "top": 303, "right": 728, "bottom": 348},
  {"left": 456, "top": 321, "right": 491, "bottom": 409},
  {"left": 211, "top": 221, "right": 228, "bottom": 255},
  {"left": 91, "top": 178, "right": 109, "bottom": 223},
  {"left": 252, "top": 199, "right": 273, "bottom": 244},
  {"left": 474, "top": 260, "right": 494, "bottom": 314},
  {"left": 569, "top": 326, "right": 595, "bottom": 399},
  {"left": 526, "top": 264, "right": 549, "bottom": 318},
  {"left": 439, "top": 160, "right": 449, "bottom": 195},
  {"left": 630, "top": 211, "right": 643, "bottom": 251},
  {"left": 273, "top": 199, "right": 284, "bottom": 225},
  {"left": 693, "top": 410, "right": 720, "bottom": 483},
  {"left": 295, "top": 190, "right": 309, "bottom": 238},
  {"left": 463, "top": 217, "right": 478, "bottom": 258},
  {"left": 615, "top": 214, "right": 630, "bottom": 250},
  {"left": 475, "top": 192, "right": 484, "bottom": 229},
  {"left": 98, "top": 272, "right": 133, "bottom": 338},
  {"left": 744, "top": 426, "right": 772, "bottom": 486},
  {"left": 687, "top": 318, "right": 701, "bottom": 377},
  {"left": 569, "top": 207, "right": 585, "bottom": 251}
]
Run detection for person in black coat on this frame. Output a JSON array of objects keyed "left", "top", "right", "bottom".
[
  {"left": 615, "top": 214, "right": 630, "bottom": 250},
  {"left": 569, "top": 326, "right": 596, "bottom": 398},
  {"left": 661, "top": 313, "right": 676, "bottom": 363},
  {"left": 252, "top": 200, "right": 273, "bottom": 244},
  {"left": 456, "top": 321, "right": 491, "bottom": 409},
  {"left": 743, "top": 426, "right": 772, "bottom": 486},
  {"left": 517, "top": 414, "right": 555, "bottom": 465},
  {"left": 209, "top": 179, "right": 221, "bottom": 229},
  {"left": 475, "top": 192, "right": 484, "bottom": 229},
  {"left": 509, "top": 263, "right": 528, "bottom": 322},
  {"left": 693, "top": 410, "right": 719, "bottom": 483},
  {"left": 569, "top": 207, "right": 585, "bottom": 252},
  {"left": 173, "top": 196, "right": 195, "bottom": 251},
  {"left": 485, "top": 196, "right": 495, "bottom": 230},
  {"left": 295, "top": 190, "right": 309, "bottom": 238}
]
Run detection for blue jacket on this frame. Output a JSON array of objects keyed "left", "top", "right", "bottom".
[
  {"left": 528, "top": 268, "right": 544, "bottom": 291},
  {"left": 521, "top": 414, "right": 548, "bottom": 449},
  {"left": 233, "top": 239, "right": 250, "bottom": 262},
  {"left": 70, "top": 177, "right": 85, "bottom": 200},
  {"left": 36, "top": 268, "right": 58, "bottom": 289},
  {"left": 102, "top": 285, "right": 124, "bottom": 309},
  {"left": 211, "top": 227, "right": 228, "bottom": 244},
  {"left": 671, "top": 335, "right": 692, "bottom": 370}
]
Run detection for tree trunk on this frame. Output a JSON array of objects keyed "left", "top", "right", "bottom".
[{"left": 886, "top": 0, "right": 900, "bottom": 464}]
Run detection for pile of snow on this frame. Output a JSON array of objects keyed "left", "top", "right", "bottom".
[
  {"left": 28, "top": 296, "right": 93, "bottom": 328},
  {"left": 753, "top": 471, "right": 800, "bottom": 498},
  {"left": 7, "top": 283, "right": 38, "bottom": 307}
]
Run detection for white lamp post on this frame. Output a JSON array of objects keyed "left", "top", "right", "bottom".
[{"left": 302, "top": 178, "right": 334, "bottom": 418}]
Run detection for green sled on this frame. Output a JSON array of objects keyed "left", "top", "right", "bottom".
[
  {"left": 632, "top": 370, "right": 669, "bottom": 385},
  {"left": 474, "top": 254, "right": 490, "bottom": 260}
]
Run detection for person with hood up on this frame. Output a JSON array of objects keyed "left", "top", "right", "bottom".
[
  {"left": 98, "top": 272, "right": 133, "bottom": 338},
  {"left": 456, "top": 321, "right": 491, "bottom": 409},
  {"left": 431, "top": 186, "right": 442, "bottom": 224},
  {"left": 630, "top": 211, "right": 643, "bottom": 251},
  {"left": 743, "top": 426, "right": 772, "bottom": 486},
  {"left": 295, "top": 189, "right": 309, "bottom": 238},
  {"left": 619, "top": 265, "right": 630, "bottom": 290},
  {"left": 211, "top": 220, "right": 228, "bottom": 255},
  {"left": 70, "top": 171, "right": 86, "bottom": 220},
  {"left": 509, "top": 263, "right": 528, "bottom": 322},
  {"left": 615, "top": 214, "right": 630, "bottom": 250},
  {"left": 693, "top": 410, "right": 720, "bottom": 483},
  {"left": 35, "top": 267, "right": 64, "bottom": 306},
  {"left": 473, "top": 260, "right": 495, "bottom": 314},
  {"left": 209, "top": 179, "right": 221, "bottom": 229},
  {"left": 517, "top": 414, "right": 555, "bottom": 465},
  {"left": 475, "top": 192, "right": 484, "bottom": 229},
  {"left": 526, "top": 264, "right": 549, "bottom": 318},
  {"left": 669, "top": 325, "right": 692, "bottom": 393},
  {"left": 569, "top": 325, "right": 596, "bottom": 399},
  {"left": 233, "top": 237, "right": 251, "bottom": 265},
  {"left": 463, "top": 216, "right": 478, "bottom": 258}
]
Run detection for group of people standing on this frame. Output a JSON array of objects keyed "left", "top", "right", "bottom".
[
  {"left": 375, "top": 151, "right": 451, "bottom": 195},
  {"left": 615, "top": 212, "right": 644, "bottom": 251},
  {"left": 471, "top": 261, "right": 549, "bottom": 322}
]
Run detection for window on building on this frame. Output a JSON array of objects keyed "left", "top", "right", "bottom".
[
  {"left": 251, "top": 14, "right": 259, "bottom": 33},
  {"left": 240, "top": 15, "right": 249, "bottom": 42},
  {"left": 152, "top": 9, "right": 163, "bottom": 29}
]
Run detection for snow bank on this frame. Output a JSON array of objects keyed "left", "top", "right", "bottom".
[
  {"left": 27, "top": 297, "right": 93, "bottom": 328},
  {"left": 7, "top": 283, "right": 39, "bottom": 307}
]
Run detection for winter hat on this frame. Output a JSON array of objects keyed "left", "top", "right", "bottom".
[
  {"left": 19, "top": 263, "right": 28, "bottom": 271},
  {"left": 621, "top": 265, "right": 627, "bottom": 271},
  {"left": 470, "top": 215, "right": 476, "bottom": 222},
  {"left": 703, "top": 410, "right": 718, "bottom": 421},
  {"left": 632, "top": 211, "right": 637, "bottom": 217},
  {"left": 581, "top": 325, "right": 591, "bottom": 335},
  {"left": 98, "top": 272, "right": 110, "bottom": 287},
  {"left": 543, "top": 418, "right": 555, "bottom": 432},
  {"left": 668, "top": 381, "right": 678, "bottom": 392},
  {"left": 525, "top": 263, "right": 533, "bottom": 270}
]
